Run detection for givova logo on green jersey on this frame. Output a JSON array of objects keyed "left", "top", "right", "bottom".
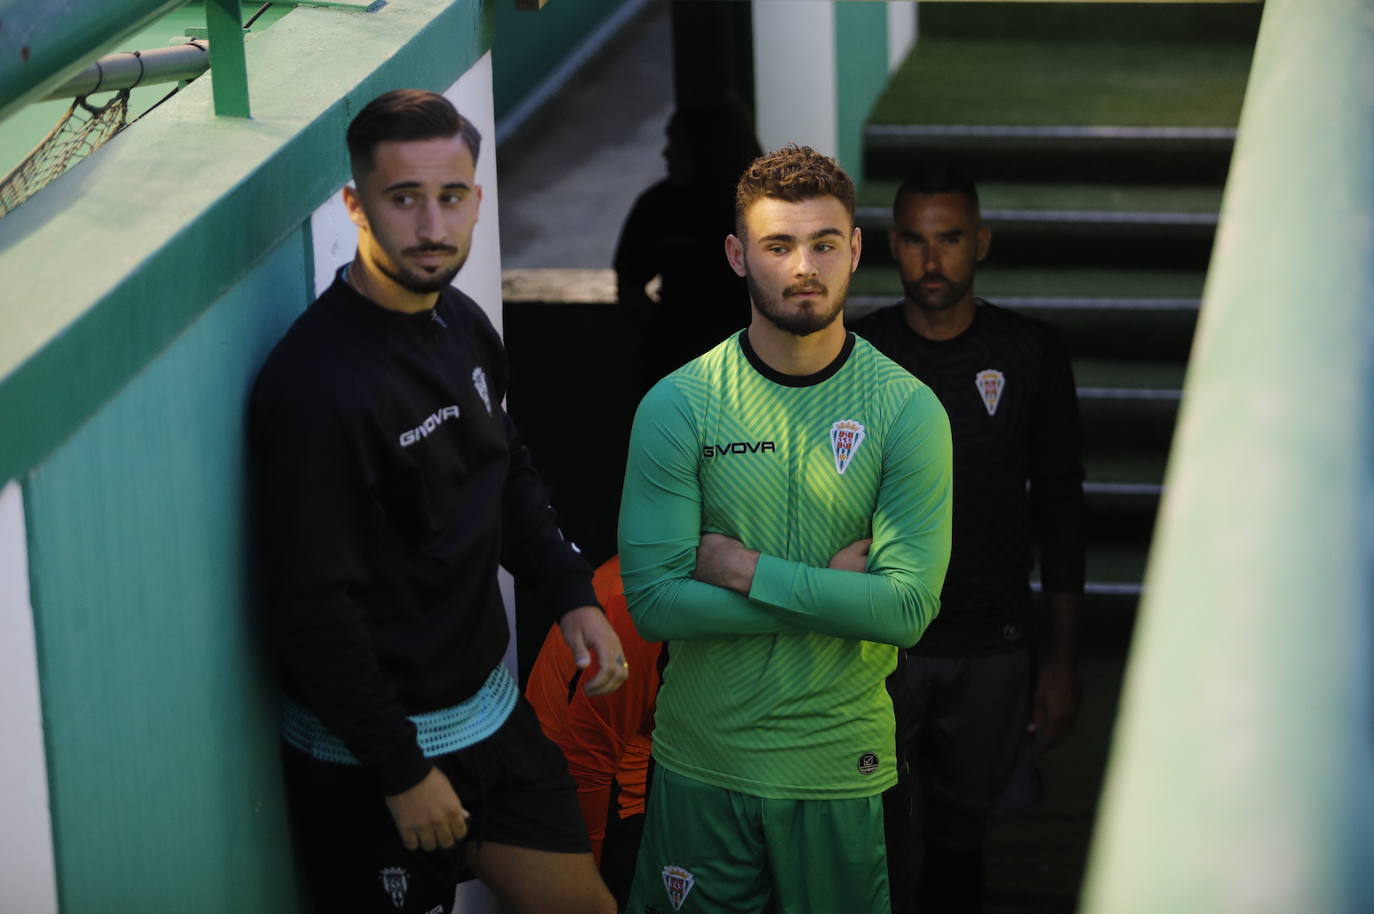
[
  {"left": 702, "top": 440, "right": 776, "bottom": 457},
  {"left": 831, "top": 420, "right": 866, "bottom": 474}
]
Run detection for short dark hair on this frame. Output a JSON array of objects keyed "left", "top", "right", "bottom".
[
  {"left": 735, "top": 144, "right": 855, "bottom": 234},
  {"left": 346, "top": 89, "right": 482, "bottom": 178},
  {"left": 893, "top": 163, "right": 980, "bottom": 221}
]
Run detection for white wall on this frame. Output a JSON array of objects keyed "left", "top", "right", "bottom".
[
  {"left": 888, "top": 1, "right": 918, "bottom": 74},
  {"left": 0, "top": 481, "right": 58, "bottom": 914},
  {"left": 751, "top": 0, "right": 838, "bottom": 156}
]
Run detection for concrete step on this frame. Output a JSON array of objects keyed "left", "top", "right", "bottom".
[
  {"left": 865, "top": 125, "right": 1236, "bottom": 186},
  {"left": 867, "top": 4, "right": 1258, "bottom": 185},
  {"left": 850, "top": 265, "right": 1206, "bottom": 302},
  {"left": 857, "top": 180, "right": 1224, "bottom": 214},
  {"left": 1083, "top": 447, "right": 1167, "bottom": 488},
  {"left": 1032, "top": 542, "right": 1151, "bottom": 611},
  {"left": 855, "top": 199, "right": 1217, "bottom": 272}
]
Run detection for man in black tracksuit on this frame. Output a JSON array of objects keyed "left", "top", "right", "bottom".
[
  {"left": 251, "top": 90, "right": 623, "bottom": 914},
  {"left": 851, "top": 165, "right": 1085, "bottom": 914}
]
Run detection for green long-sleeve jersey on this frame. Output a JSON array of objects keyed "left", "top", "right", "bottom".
[{"left": 619, "top": 330, "right": 953, "bottom": 799}]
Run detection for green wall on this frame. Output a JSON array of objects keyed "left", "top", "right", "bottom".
[{"left": 24, "top": 232, "right": 310, "bottom": 912}]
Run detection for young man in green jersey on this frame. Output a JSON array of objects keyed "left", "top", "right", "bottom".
[{"left": 618, "top": 145, "right": 954, "bottom": 914}]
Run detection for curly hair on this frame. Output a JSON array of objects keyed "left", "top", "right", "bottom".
[{"left": 734, "top": 144, "right": 855, "bottom": 234}]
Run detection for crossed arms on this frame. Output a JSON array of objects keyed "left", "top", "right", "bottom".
[{"left": 618, "top": 382, "right": 953, "bottom": 648}]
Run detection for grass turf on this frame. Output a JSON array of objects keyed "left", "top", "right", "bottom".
[{"left": 871, "top": 37, "right": 1255, "bottom": 128}]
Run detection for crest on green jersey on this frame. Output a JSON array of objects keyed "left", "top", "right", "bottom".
[{"left": 830, "top": 420, "right": 866, "bottom": 475}]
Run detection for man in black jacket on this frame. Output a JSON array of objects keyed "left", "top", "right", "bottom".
[
  {"left": 251, "top": 89, "right": 623, "bottom": 914},
  {"left": 851, "top": 165, "right": 1085, "bottom": 914}
]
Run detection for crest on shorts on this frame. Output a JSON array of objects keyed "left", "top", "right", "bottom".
[
  {"left": 662, "top": 864, "right": 696, "bottom": 911},
  {"left": 830, "top": 420, "right": 866, "bottom": 475},
  {"left": 975, "top": 369, "right": 1005, "bottom": 416},
  {"left": 379, "top": 867, "right": 409, "bottom": 909},
  {"left": 472, "top": 366, "right": 493, "bottom": 415}
]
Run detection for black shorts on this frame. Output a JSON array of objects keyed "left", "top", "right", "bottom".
[
  {"left": 899, "top": 649, "right": 1041, "bottom": 817},
  {"left": 283, "top": 696, "right": 590, "bottom": 914}
]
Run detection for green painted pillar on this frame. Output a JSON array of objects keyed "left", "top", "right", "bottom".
[{"left": 834, "top": 0, "right": 889, "bottom": 184}]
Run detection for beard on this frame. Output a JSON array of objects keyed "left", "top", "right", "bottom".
[
  {"left": 746, "top": 269, "right": 849, "bottom": 338},
  {"left": 902, "top": 271, "right": 973, "bottom": 313},
  {"left": 376, "top": 243, "right": 468, "bottom": 294}
]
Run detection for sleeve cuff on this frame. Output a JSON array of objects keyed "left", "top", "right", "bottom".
[{"left": 747, "top": 552, "right": 795, "bottom": 610}]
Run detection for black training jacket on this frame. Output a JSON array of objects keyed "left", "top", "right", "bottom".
[{"left": 250, "top": 273, "right": 595, "bottom": 794}]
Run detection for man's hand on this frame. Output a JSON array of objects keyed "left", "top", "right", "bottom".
[
  {"left": 559, "top": 605, "right": 629, "bottom": 696},
  {"left": 693, "top": 533, "right": 760, "bottom": 595},
  {"left": 385, "top": 766, "right": 469, "bottom": 851},
  {"left": 1028, "top": 658, "right": 1079, "bottom": 754},
  {"left": 827, "top": 538, "right": 872, "bottom": 572}
]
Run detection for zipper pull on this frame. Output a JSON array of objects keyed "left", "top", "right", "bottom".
[{"left": 431, "top": 309, "right": 448, "bottom": 329}]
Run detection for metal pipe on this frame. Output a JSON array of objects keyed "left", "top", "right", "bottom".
[{"left": 39, "top": 42, "right": 210, "bottom": 101}]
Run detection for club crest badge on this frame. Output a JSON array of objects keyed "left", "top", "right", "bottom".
[
  {"left": 830, "top": 420, "right": 866, "bottom": 475},
  {"left": 472, "top": 366, "right": 493, "bottom": 415},
  {"left": 662, "top": 865, "right": 696, "bottom": 911},
  {"left": 379, "top": 867, "right": 409, "bottom": 910},
  {"left": 975, "top": 369, "right": 1005, "bottom": 416}
]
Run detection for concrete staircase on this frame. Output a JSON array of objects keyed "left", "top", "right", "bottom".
[{"left": 849, "top": 3, "right": 1261, "bottom": 908}]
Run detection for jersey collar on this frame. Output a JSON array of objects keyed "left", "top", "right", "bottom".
[{"left": 739, "top": 329, "right": 856, "bottom": 388}]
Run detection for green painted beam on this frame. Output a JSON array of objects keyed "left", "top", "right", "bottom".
[
  {"left": 0, "top": 0, "right": 493, "bottom": 486},
  {"left": 205, "top": 0, "right": 250, "bottom": 116},
  {"left": 1082, "top": 0, "right": 1374, "bottom": 910},
  {"left": 0, "top": 0, "right": 187, "bottom": 124}
]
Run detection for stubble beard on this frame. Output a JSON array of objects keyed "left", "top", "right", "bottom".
[
  {"left": 746, "top": 269, "right": 850, "bottom": 338},
  {"left": 902, "top": 272, "right": 973, "bottom": 314},
  {"left": 376, "top": 244, "right": 469, "bottom": 295}
]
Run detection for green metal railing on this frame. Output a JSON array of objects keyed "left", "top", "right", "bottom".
[{"left": 1082, "top": 0, "right": 1374, "bottom": 910}]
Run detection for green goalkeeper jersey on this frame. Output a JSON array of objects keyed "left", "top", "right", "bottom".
[{"left": 619, "top": 330, "right": 953, "bottom": 799}]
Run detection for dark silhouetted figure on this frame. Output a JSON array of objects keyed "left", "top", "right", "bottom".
[{"left": 614, "top": 95, "right": 762, "bottom": 392}]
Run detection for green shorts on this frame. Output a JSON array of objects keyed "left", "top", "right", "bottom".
[{"left": 626, "top": 765, "right": 894, "bottom": 914}]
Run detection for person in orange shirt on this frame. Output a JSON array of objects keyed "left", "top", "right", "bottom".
[{"left": 527, "top": 556, "right": 662, "bottom": 906}]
